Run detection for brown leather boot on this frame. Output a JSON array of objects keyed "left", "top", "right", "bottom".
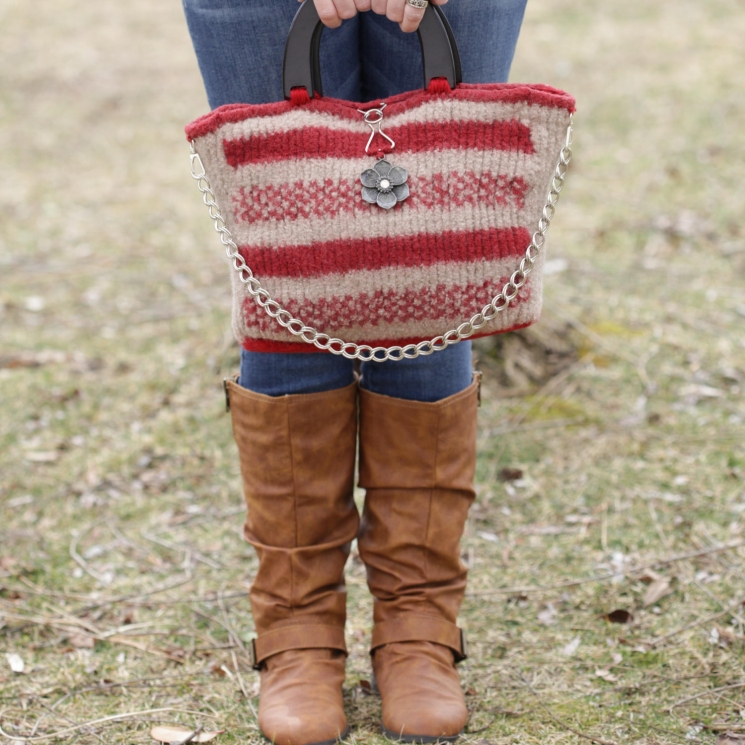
[
  {"left": 226, "top": 378, "right": 359, "bottom": 745},
  {"left": 357, "top": 378, "right": 479, "bottom": 743}
]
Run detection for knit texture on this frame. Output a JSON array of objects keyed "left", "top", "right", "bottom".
[{"left": 186, "top": 83, "right": 575, "bottom": 352}]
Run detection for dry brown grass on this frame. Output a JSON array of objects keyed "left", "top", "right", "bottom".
[{"left": 1, "top": 0, "right": 744, "bottom": 742}]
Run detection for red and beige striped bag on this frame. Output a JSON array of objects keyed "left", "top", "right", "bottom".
[{"left": 186, "top": 1, "right": 575, "bottom": 362}]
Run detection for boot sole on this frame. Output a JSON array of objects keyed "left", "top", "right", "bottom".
[
  {"left": 381, "top": 726, "right": 462, "bottom": 743},
  {"left": 261, "top": 726, "right": 350, "bottom": 745}
]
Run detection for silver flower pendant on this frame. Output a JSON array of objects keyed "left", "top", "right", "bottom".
[{"left": 360, "top": 159, "right": 409, "bottom": 210}]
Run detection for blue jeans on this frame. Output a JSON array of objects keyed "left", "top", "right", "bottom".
[{"left": 183, "top": 0, "right": 527, "bottom": 401}]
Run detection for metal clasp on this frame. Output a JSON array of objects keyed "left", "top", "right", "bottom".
[
  {"left": 357, "top": 103, "right": 396, "bottom": 155},
  {"left": 189, "top": 142, "right": 206, "bottom": 179}
]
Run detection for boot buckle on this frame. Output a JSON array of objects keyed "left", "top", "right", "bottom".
[
  {"left": 456, "top": 629, "right": 469, "bottom": 663},
  {"left": 248, "top": 638, "right": 261, "bottom": 670}
]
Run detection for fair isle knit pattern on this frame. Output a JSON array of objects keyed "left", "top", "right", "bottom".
[{"left": 186, "top": 83, "right": 575, "bottom": 353}]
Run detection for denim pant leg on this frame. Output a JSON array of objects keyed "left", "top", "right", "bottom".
[
  {"left": 356, "top": 0, "right": 527, "bottom": 401},
  {"left": 183, "top": 0, "right": 360, "bottom": 394},
  {"left": 182, "top": 0, "right": 362, "bottom": 108}
]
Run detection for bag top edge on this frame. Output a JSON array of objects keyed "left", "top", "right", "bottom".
[{"left": 185, "top": 83, "right": 575, "bottom": 142}]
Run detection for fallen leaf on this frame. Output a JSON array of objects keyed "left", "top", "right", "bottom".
[
  {"left": 6, "top": 653, "right": 24, "bottom": 673},
  {"left": 611, "top": 652, "right": 623, "bottom": 665},
  {"left": 358, "top": 679, "right": 376, "bottom": 696},
  {"left": 0, "top": 587, "right": 24, "bottom": 599},
  {"left": 717, "top": 734, "right": 745, "bottom": 744},
  {"left": 564, "top": 514, "right": 596, "bottom": 525},
  {"left": 711, "top": 626, "right": 735, "bottom": 648},
  {"left": 0, "top": 355, "right": 42, "bottom": 369},
  {"left": 561, "top": 636, "right": 581, "bottom": 656},
  {"left": 603, "top": 609, "right": 633, "bottom": 624},
  {"left": 678, "top": 384, "right": 724, "bottom": 398},
  {"left": 24, "top": 451, "right": 59, "bottom": 463},
  {"left": 150, "top": 725, "right": 224, "bottom": 743},
  {"left": 498, "top": 467, "right": 523, "bottom": 482},
  {"left": 520, "top": 524, "right": 573, "bottom": 535},
  {"left": 537, "top": 603, "right": 557, "bottom": 626},
  {"left": 643, "top": 577, "right": 673, "bottom": 607},
  {"left": 638, "top": 569, "right": 662, "bottom": 583},
  {"left": 68, "top": 634, "right": 95, "bottom": 649},
  {"left": 465, "top": 687, "right": 478, "bottom": 696},
  {"left": 477, "top": 531, "right": 499, "bottom": 543},
  {"left": 594, "top": 668, "right": 618, "bottom": 683}
]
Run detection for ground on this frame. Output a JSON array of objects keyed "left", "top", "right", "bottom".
[{"left": 1, "top": 0, "right": 744, "bottom": 743}]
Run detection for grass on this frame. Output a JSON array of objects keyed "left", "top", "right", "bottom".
[{"left": 1, "top": 0, "right": 745, "bottom": 742}]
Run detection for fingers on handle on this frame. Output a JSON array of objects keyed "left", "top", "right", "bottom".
[
  {"left": 400, "top": 0, "right": 426, "bottom": 32},
  {"left": 314, "top": 0, "right": 342, "bottom": 27},
  {"left": 386, "top": 0, "right": 406, "bottom": 23},
  {"left": 334, "top": 0, "right": 358, "bottom": 20}
]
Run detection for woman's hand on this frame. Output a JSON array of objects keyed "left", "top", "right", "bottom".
[{"left": 306, "top": 0, "right": 449, "bottom": 33}]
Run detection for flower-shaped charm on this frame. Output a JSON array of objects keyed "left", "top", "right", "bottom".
[{"left": 360, "top": 160, "right": 409, "bottom": 210}]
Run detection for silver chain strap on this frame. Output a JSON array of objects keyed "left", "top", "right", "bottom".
[{"left": 189, "top": 118, "right": 572, "bottom": 362}]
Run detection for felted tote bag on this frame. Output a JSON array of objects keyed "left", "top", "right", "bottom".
[{"left": 187, "top": 1, "right": 575, "bottom": 362}]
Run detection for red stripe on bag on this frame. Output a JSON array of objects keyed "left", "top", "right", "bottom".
[
  {"left": 238, "top": 226, "right": 531, "bottom": 279},
  {"left": 223, "top": 119, "right": 534, "bottom": 167},
  {"left": 232, "top": 172, "right": 529, "bottom": 225},
  {"left": 242, "top": 275, "right": 533, "bottom": 332}
]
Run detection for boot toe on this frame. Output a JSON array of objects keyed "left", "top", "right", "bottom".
[
  {"left": 258, "top": 649, "right": 348, "bottom": 745},
  {"left": 374, "top": 642, "right": 468, "bottom": 741}
]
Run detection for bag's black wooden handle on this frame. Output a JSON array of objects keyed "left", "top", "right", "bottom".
[{"left": 283, "top": 0, "right": 462, "bottom": 99}]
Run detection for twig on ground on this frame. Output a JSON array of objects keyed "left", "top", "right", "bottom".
[
  {"left": 647, "top": 595, "right": 745, "bottom": 648},
  {"left": 230, "top": 649, "right": 251, "bottom": 700},
  {"left": 49, "top": 675, "right": 187, "bottom": 710},
  {"left": 141, "top": 528, "right": 223, "bottom": 569},
  {"left": 32, "top": 698, "right": 107, "bottom": 744},
  {"left": 517, "top": 671, "right": 618, "bottom": 745},
  {"left": 647, "top": 499, "right": 671, "bottom": 551},
  {"left": 69, "top": 520, "right": 112, "bottom": 585},
  {"left": 669, "top": 681, "right": 745, "bottom": 711},
  {"left": 175, "top": 725, "right": 204, "bottom": 745},
  {"left": 0, "top": 610, "right": 185, "bottom": 663},
  {"left": 0, "top": 707, "right": 218, "bottom": 742},
  {"left": 468, "top": 539, "right": 745, "bottom": 595}
]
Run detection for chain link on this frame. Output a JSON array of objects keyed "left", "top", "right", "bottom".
[{"left": 189, "top": 118, "right": 573, "bottom": 362}]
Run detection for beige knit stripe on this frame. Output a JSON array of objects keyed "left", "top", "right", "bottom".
[
  {"left": 211, "top": 99, "right": 555, "bottom": 141},
  {"left": 233, "top": 255, "right": 538, "bottom": 305},
  {"left": 214, "top": 147, "right": 545, "bottom": 200}
]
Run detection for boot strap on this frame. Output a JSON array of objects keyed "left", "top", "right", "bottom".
[
  {"left": 249, "top": 624, "right": 347, "bottom": 670},
  {"left": 370, "top": 615, "right": 468, "bottom": 663}
]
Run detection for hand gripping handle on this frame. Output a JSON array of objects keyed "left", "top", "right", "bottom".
[{"left": 282, "top": 0, "right": 462, "bottom": 99}]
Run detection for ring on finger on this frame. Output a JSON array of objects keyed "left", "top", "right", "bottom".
[{"left": 406, "top": 0, "right": 428, "bottom": 8}]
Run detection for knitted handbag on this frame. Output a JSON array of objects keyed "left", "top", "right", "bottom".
[{"left": 187, "top": 1, "right": 575, "bottom": 361}]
